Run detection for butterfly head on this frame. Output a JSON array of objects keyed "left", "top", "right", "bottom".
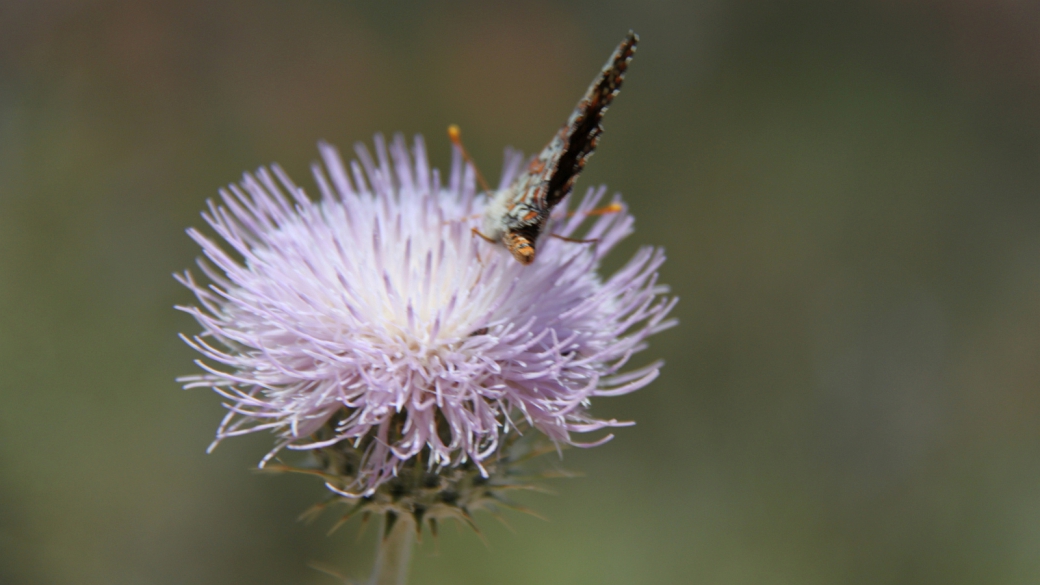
[{"left": 504, "top": 231, "right": 537, "bottom": 265}]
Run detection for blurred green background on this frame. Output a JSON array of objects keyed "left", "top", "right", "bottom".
[{"left": 1, "top": 1, "right": 1039, "bottom": 583}]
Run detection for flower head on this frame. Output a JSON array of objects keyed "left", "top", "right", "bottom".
[{"left": 178, "top": 134, "right": 676, "bottom": 497}]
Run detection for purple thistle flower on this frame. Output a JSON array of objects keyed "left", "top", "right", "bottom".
[{"left": 177, "top": 134, "right": 676, "bottom": 497}]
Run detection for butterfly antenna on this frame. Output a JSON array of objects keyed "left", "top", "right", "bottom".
[
  {"left": 565, "top": 202, "right": 623, "bottom": 217},
  {"left": 448, "top": 124, "right": 494, "bottom": 194}
]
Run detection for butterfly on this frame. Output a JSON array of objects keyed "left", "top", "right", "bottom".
[{"left": 479, "top": 31, "right": 639, "bottom": 265}]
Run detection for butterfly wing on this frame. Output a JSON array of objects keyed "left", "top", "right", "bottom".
[
  {"left": 484, "top": 31, "right": 639, "bottom": 264},
  {"left": 544, "top": 30, "right": 639, "bottom": 208}
]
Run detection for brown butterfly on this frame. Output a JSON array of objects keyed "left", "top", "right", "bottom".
[{"left": 479, "top": 31, "right": 638, "bottom": 265}]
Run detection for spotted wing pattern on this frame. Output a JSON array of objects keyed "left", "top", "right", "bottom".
[{"left": 482, "top": 31, "right": 639, "bottom": 264}]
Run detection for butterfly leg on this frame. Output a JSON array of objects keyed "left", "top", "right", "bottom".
[
  {"left": 471, "top": 227, "right": 497, "bottom": 243},
  {"left": 441, "top": 213, "right": 483, "bottom": 226},
  {"left": 550, "top": 233, "right": 598, "bottom": 245},
  {"left": 551, "top": 233, "right": 601, "bottom": 258}
]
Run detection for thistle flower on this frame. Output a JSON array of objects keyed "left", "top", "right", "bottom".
[{"left": 177, "top": 134, "right": 676, "bottom": 500}]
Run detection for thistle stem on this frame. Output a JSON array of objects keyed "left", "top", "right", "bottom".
[{"left": 368, "top": 513, "right": 415, "bottom": 585}]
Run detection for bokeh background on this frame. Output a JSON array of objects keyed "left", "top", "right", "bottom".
[{"left": 1, "top": 1, "right": 1039, "bottom": 583}]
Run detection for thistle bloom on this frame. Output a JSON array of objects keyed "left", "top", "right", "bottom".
[{"left": 178, "top": 134, "right": 675, "bottom": 497}]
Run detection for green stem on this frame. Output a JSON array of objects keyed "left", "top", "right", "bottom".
[{"left": 368, "top": 513, "right": 415, "bottom": 585}]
